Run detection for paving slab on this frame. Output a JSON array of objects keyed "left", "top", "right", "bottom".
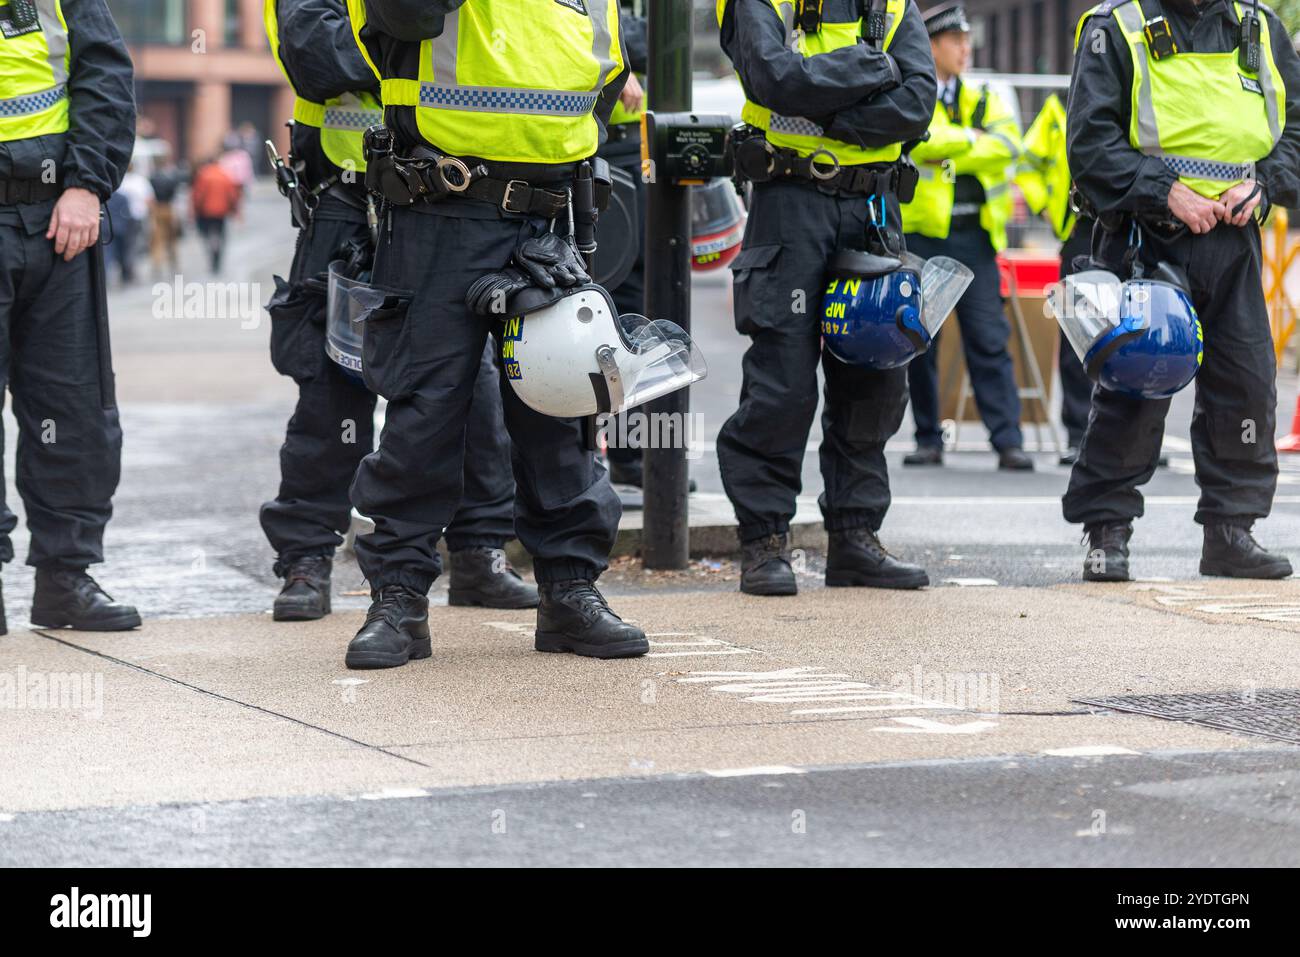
[{"left": 4, "top": 580, "right": 1296, "bottom": 814}]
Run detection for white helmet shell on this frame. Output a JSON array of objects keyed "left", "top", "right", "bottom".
[{"left": 502, "top": 284, "right": 706, "bottom": 418}]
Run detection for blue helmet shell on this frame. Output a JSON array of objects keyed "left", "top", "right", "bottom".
[
  {"left": 1084, "top": 280, "right": 1202, "bottom": 400},
  {"left": 821, "top": 268, "right": 926, "bottom": 369}
]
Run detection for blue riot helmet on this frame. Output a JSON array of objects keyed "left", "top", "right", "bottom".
[
  {"left": 1050, "top": 263, "right": 1202, "bottom": 400},
  {"left": 820, "top": 249, "right": 971, "bottom": 369}
]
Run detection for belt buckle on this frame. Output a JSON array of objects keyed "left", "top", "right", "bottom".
[{"left": 501, "top": 179, "right": 530, "bottom": 214}]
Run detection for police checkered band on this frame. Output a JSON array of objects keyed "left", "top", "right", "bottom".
[
  {"left": 924, "top": 3, "right": 970, "bottom": 36},
  {"left": 323, "top": 108, "right": 384, "bottom": 130},
  {"left": 419, "top": 83, "right": 598, "bottom": 116},
  {"left": 769, "top": 114, "right": 824, "bottom": 137},
  {"left": 0, "top": 83, "right": 67, "bottom": 118},
  {"left": 1162, "top": 156, "right": 1255, "bottom": 182}
]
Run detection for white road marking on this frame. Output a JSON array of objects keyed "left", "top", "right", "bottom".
[
  {"left": 1133, "top": 582, "right": 1300, "bottom": 624},
  {"left": 703, "top": 765, "right": 805, "bottom": 778},
  {"left": 942, "top": 578, "right": 999, "bottom": 587},
  {"left": 648, "top": 636, "right": 758, "bottom": 658},
  {"left": 791, "top": 703, "right": 955, "bottom": 715},
  {"left": 356, "top": 788, "right": 430, "bottom": 801},
  {"left": 872, "top": 716, "right": 998, "bottom": 734},
  {"left": 483, "top": 621, "right": 534, "bottom": 635},
  {"left": 1043, "top": 745, "right": 1139, "bottom": 757},
  {"left": 0, "top": 814, "right": 13, "bottom": 823}
]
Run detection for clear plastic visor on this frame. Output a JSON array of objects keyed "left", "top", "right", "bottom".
[
  {"left": 325, "top": 260, "right": 372, "bottom": 368},
  {"left": 1047, "top": 270, "right": 1125, "bottom": 362},
  {"left": 608, "top": 316, "right": 708, "bottom": 413},
  {"left": 901, "top": 252, "right": 974, "bottom": 337}
]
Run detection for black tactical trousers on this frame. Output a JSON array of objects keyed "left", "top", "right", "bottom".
[
  {"left": 260, "top": 198, "right": 516, "bottom": 575},
  {"left": 349, "top": 202, "right": 620, "bottom": 592},
  {"left": 1063, "top": 220, "right": 1277, "bottom": 527},
  {"left": 717, "top": 179, "right": 909, "bottom": 542},
  {"left": 0, "top": 203, "right": 123, "bottom": 569}
]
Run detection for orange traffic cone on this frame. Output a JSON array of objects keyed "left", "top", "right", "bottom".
[{"left": 1279, "top": 391, "right": 1300, "bottom": 451}]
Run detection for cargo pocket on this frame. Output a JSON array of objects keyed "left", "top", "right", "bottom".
[
  {"left": 357, "top": 285, "right": 416, "bottom": 400},
  {"left": 266, "top": 275, "right": 326, "bottom": 383},
  {"left": 730, "top": 244, "right": 782, "bottom": 335}
]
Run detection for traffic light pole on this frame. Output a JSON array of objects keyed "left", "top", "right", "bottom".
[{"left": 641, "top": 0, "right": 694, "bottom": 570}]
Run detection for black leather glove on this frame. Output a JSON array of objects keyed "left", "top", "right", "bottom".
[
  {"left": 513, "top": 233, "right": 590, "bottom": 290},
  {"left": 466, "top": 266, "right": 531, "bottom": 317}
]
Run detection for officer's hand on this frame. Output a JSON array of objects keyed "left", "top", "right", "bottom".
[
  {"left": 1218, "top": 180, "right": 1263, "bottom": 227},
  {"left": 1167, "top": 182, "right": 1224, "bottom": 235},
  {"left": 47, "top": 187, "right": 102, "bottom": 261},
  {"left": 619, "top": 73, "right": 645, "bottom": 115},
  {"left": 514, "top": 233, "right": 591, "bottom": 290}
]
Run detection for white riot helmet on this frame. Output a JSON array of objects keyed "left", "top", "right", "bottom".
[{"left": 500, "top": 284, "right": 706, "bottom": 418}]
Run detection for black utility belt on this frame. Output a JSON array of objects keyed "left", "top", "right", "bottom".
[
  {"left": 365, "top": 138, "right": 608, "bottom": 218},
  {"left": 732, "top": 133, "right": 918, "bottom": 202},
  {"left": 0, "top": 178, "right": 61, "bottom": 205}
]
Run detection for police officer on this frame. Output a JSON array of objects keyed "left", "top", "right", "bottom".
[
  {"left": 1066, "top": 0, "right": 1300, "bottom": 581},
  {"left": 716, "top": 0, "right": 937, "bottom": 596},
  {"left": 261, "top": 0, "right": 536, "bottom": 622},
  {"left": 0, "top": 0, "right": 140, "bottom": 634},
  {"left": 342, "top": 0, "right": 646, "bottom": 668},
  {"left": 900, "top": 2, "right": 1033, "bottom": 471}
]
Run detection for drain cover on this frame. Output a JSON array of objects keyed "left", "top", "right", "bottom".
[{"left": 1073, "top": 690, "right": 1300, "bottom": 745}]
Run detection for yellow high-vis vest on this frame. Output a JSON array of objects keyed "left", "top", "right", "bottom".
[
  {"left": 1098, "top": 0, "right": 1285, "bottom": 200},
  {"left": 0, "top": 0, "right": 70, "bottom": 143},
  {"left": 717, "top": 0, "right": 909, "bottom": 166},
  {"left": 900, "top": 80, "right": 1022, "bottom": 252},
  {"left": 347, "top": 0, "right": 625, "bottom": 165},
  {"left": 1016, "top": 93, "right": 1075, "bottom": 241},
  {"left": 263, "top": 0, "right": 381, "bottom": 174}
]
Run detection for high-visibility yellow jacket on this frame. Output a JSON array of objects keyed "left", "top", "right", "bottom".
[
  {"left": 0, "top": 0, "right": 70, "bottom": 143},
  {"left": 1016, "top": 93, "right": 1075, "bottom": 241},
  {"left": 901, "top": 78, "right": 1022, "bottom": 252}
]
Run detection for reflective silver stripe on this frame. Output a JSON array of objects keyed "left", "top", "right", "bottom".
[
  {"left": 985, "top": 182, "right": 1010, "bottom": 198},
  {"left": 769, "top": 113, "right": 824, "bottom": 137},
  {"left": 1114, "top": 1, "right": 1162, "bottom": 153},
  {"left": 987, "top": 130, "right": 1020, "bottom": 158},
  {"left": 426, "top": 2, "right": 613, "bottom": 112},
  {"left": 39, "top": 0, "right": 69, "bottom": 88},
  {"left": 0, "top": 84, "right": 67, "bottom": 118},
  {"left": 586, "top": 0, "right": 616, "bottom": 93},
  {"left": 777, "top": 1, "right": 796, "bottom": 46},
  {"left": 950, "top": 202, "right": 981, "bottom": 216},
  {"left": 323, "top": 108, "right": 384, "bottom": 130},
  {"left": 1162, "top": 155, "right": 1255, "bottom": 182},
  {"left": 1247, "top": 3, "right": 1283, "bottom": 145}
]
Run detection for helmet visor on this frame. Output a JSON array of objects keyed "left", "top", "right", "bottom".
[
  {"left": 1048, "top": 270, "right": 1125, "bottom": 363},
  {"left": 901, "top": 252, "right": 973, "bottom": 337},
  {"left": 611, "top": 316, "right": 708, "bottom": 413},
  {"left": 325, "top": 260, "right": 370, "bottom": 373}
]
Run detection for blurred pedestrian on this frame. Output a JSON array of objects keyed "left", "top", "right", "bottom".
[
  {"left": 190, "top": 156, "right": 241, "bottom": 272},
  {"left": 106, "top": 162, "right": 152, "bottom": 284},
  {"left": 219, "top": 132, "right": 254, "bottom": 199},
  {"left": 900, "top": 2, "right": 1031, "bottom": 472},
  {"left": 148, "top": 150, "right": 185, "bottom": 278}
]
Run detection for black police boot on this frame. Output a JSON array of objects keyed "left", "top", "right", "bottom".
[
  {"left": 1059, "top": 447, "right": 1079, "bottom": 467},
  {"left": 998, "top": 447, "right": 1035, "bottom": 471},
  {"left": 534, "top": 579, "right": 648, "bottom": 658},
  {"left": 740, "top": 533, "right": 798, "bottom": 596},
  {"left": 1081, "top": 522, "right": 1132, "bottom": 582},
  {"left": 30, "top": 568, "right": 141, "bottom": 631},
  {"left": 448, "top": 547, "right": 539, "bottom": 609},
  {"left": 1200, "top": 524, "right": 1293, "bottom": 579},
  {"left": 826, "top": 528, "right": 929, "bottom": 589},
  {"left": 903, "top": 445, "right": 943, "bottom": 467},
  {"left": 345, "top": 585, "right": 431, "bottom": 670},
  {"left": 273, "top": 555, "right": 332, "bottom": 621},
  {"left": 0, "top": 579, "right": 7, "bottom": 637}
]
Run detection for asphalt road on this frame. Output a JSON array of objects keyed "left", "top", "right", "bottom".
[{"left": 6, "top": 749, "right": 1299, "bottom": 867}]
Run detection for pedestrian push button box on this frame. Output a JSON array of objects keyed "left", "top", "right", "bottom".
[{"left": 642, "top": 112, "right": 734, "bottom": 185}]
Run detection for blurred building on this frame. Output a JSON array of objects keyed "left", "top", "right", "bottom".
[
  {"left": 109, "top": 0, "right": 292, "bottom": 165},
  {"left": 965, "top": 0, "right": 1094, "bottom": 77}
]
